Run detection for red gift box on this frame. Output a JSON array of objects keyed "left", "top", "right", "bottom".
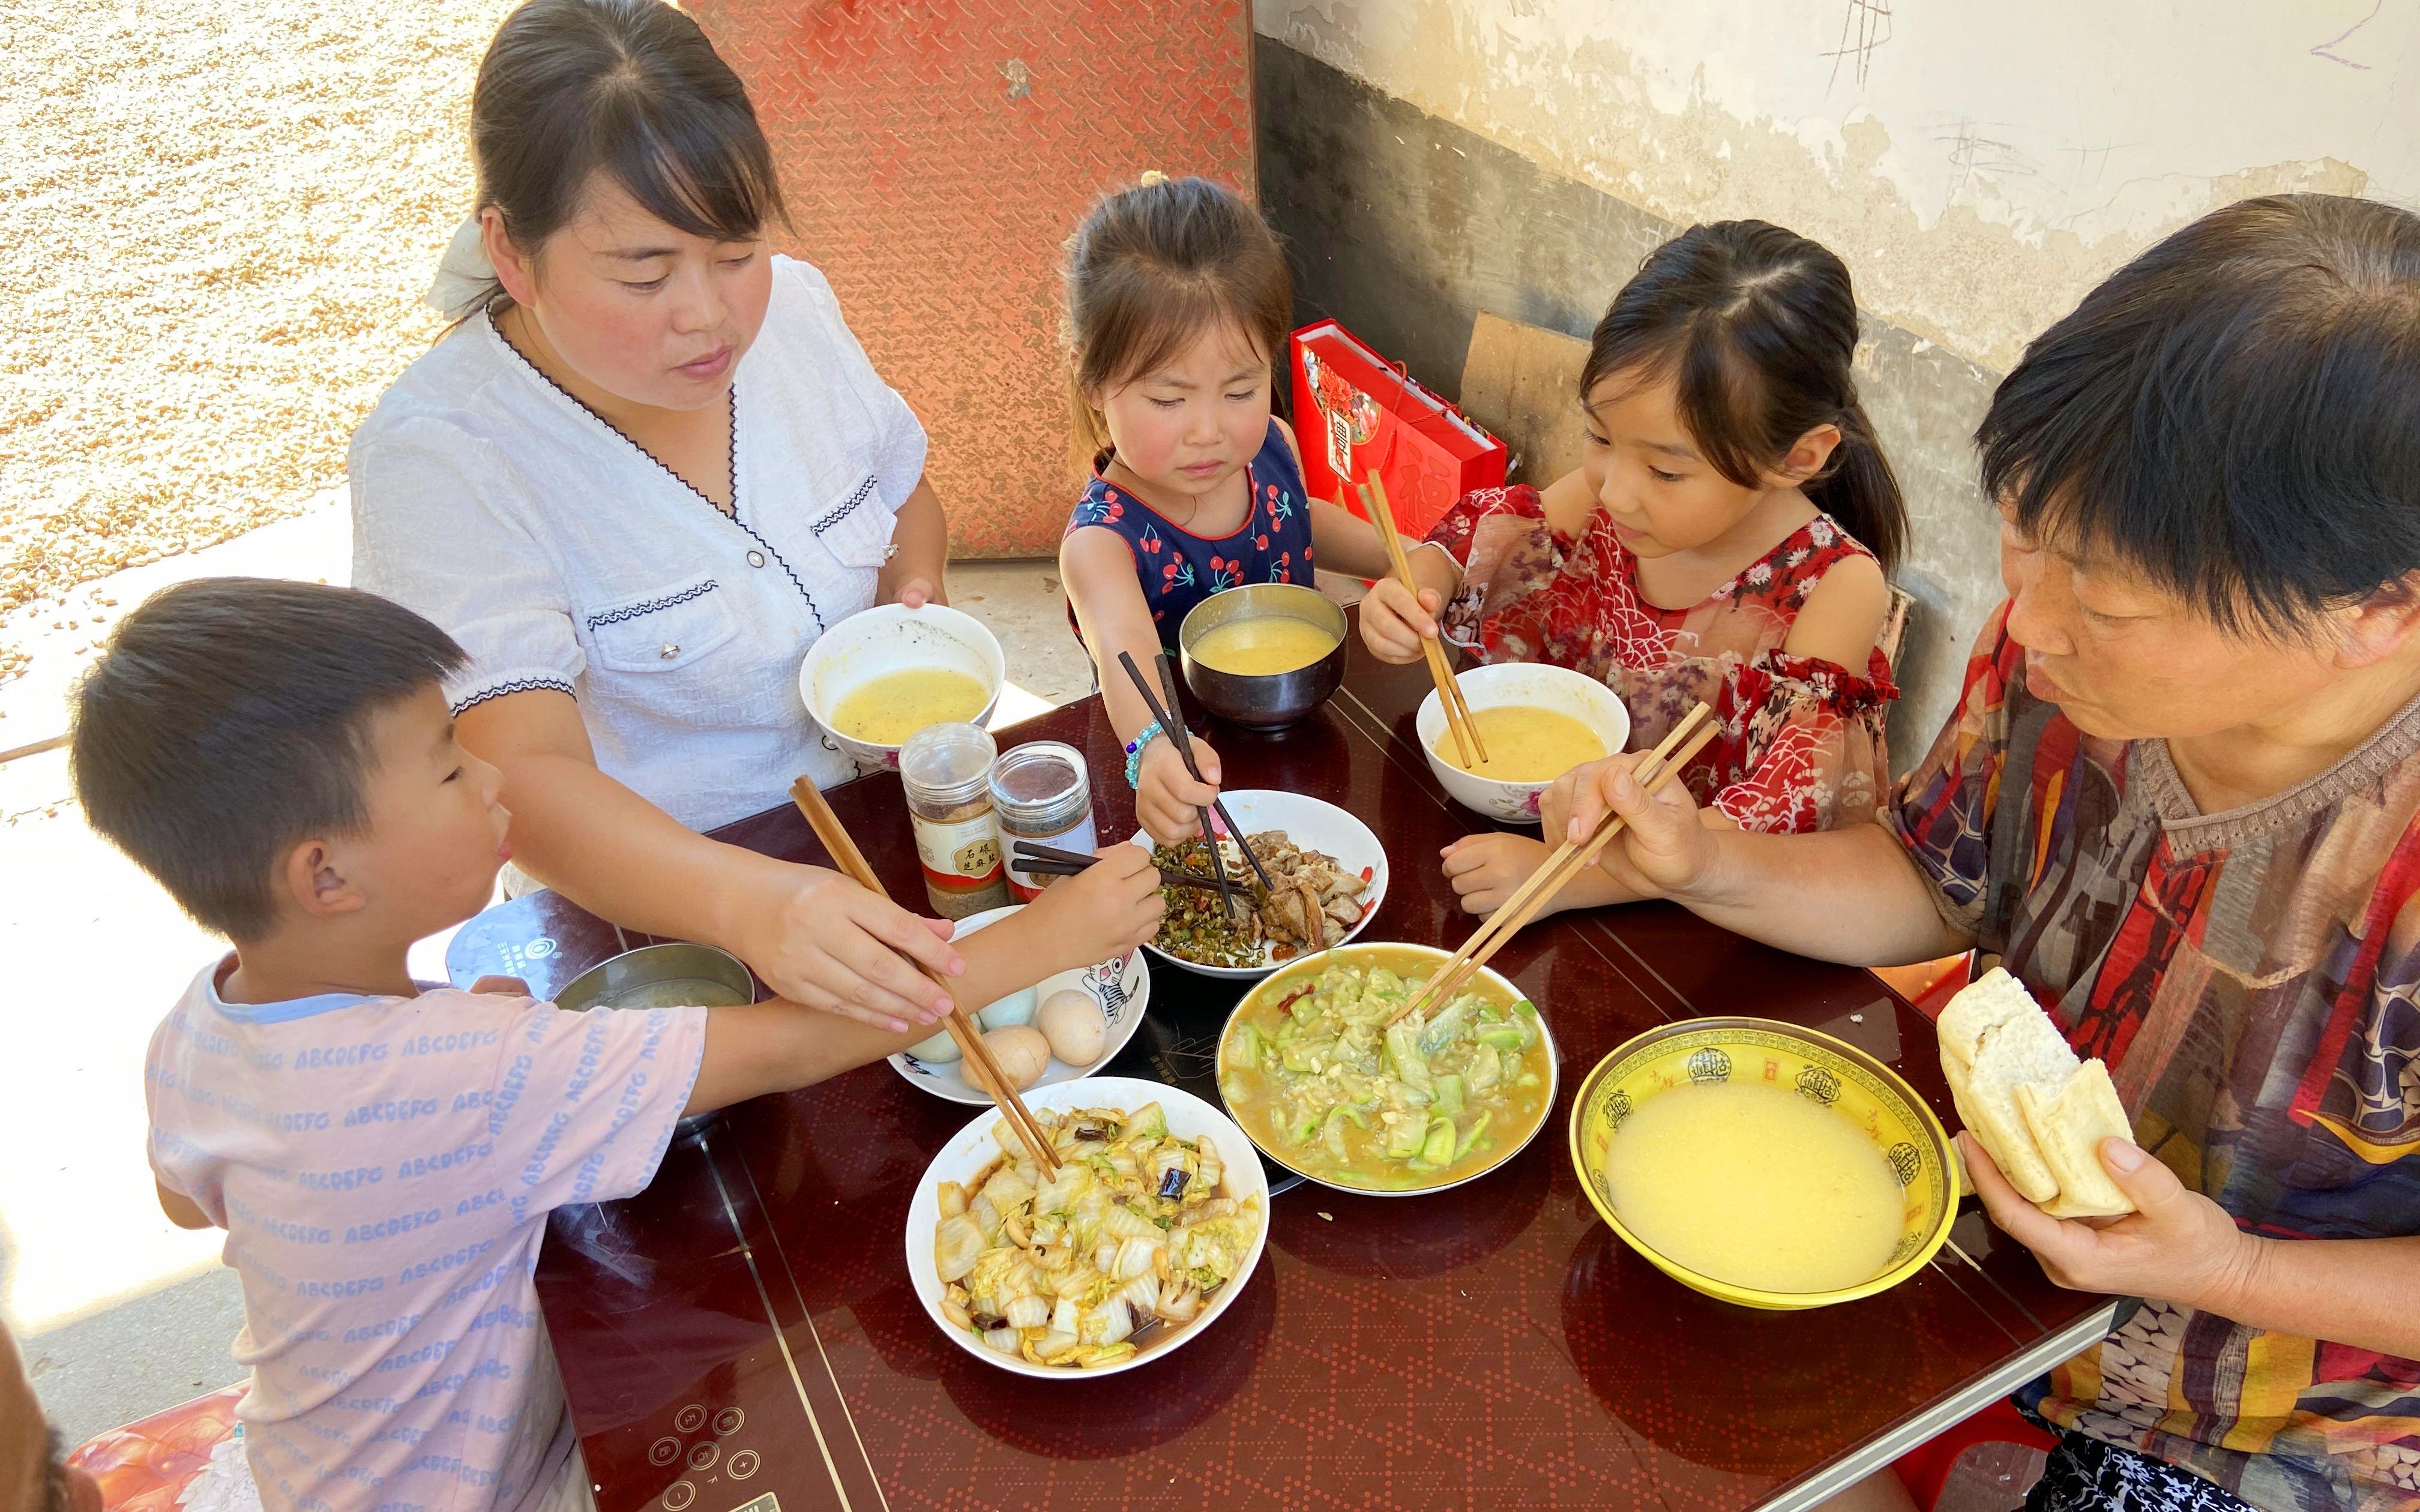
[{"left": 1290, "top": 319, "right": 1508, "bottom": 541}]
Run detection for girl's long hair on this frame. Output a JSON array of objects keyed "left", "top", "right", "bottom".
[{"left": 1582, "top": 221, "right": 1905, "bottom": 575}]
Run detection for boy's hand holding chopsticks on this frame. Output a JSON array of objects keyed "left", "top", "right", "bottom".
[{"left": 1015, "top": 842, "right": 1169, "bottom": 967}]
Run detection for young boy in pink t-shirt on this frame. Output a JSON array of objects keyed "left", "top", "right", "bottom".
[{"left": 75, "top": 580, "right": 1164, "bottom": 1512}]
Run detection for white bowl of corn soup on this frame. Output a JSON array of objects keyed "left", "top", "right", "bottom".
[
  {"left": 798, "top": 602, "right": 1006, "bottom": 768},
  {"left": 1416, "top": 662, "right": 1631, "bottom": 823}
]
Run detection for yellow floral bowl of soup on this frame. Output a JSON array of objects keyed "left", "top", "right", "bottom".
[
  {"left": 1570, "top": 1018, "right": 1958, "bottom": 1310},
  {"left": 1178, "top": 584, "right": 1349, "bottom": 731},
  {"left": 798, "top": 603, "right": 1006, "bottom": 768},
  {"left": 1217, "top": 942, "right": 1560, "bottom": 1195},
  {"left": 1416, "top": 662, "right": 1631, "bottom": 823}
]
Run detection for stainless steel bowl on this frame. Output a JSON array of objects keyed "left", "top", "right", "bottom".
[
  {"left": 553, "top": 943, "right": 756, "bottom": 1140},
  {"left": 553, "top": 941, "right": 756, "bottom": 1014},
  {"left": 1177, "top": 583, "right": 1349, "bottom": 731}
]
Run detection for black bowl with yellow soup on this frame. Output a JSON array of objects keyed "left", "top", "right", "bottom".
[
  {"left": 1178, "top": 584, "right": 1348, "bottom": 731},
  {"left": 1215, "top": 942, "right": 1561, "bottom": 1195}
]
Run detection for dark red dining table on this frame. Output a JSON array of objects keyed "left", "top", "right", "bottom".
[{"left": 448, "top": 646, "right": 2114, "bottom": 1512}]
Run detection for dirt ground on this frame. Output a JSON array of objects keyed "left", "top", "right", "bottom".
[{"left": 0, "top": 0, "right": 522, "bottom": 682}]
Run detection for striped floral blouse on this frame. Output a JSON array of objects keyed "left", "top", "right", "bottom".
[{"left": 1892, "top": 605, "right": 2420, "bottom": 1512}]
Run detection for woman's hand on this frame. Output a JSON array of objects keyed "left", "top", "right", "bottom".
[
  {"left": 1359, "top": 576, "right": 1445, "bottom": 664},
  {"left": 888, "top": 577, "right": 942, "bottom": 610},
  {"left": 1545, "top": 751, "right": 1718, "bottom": 901},
  {"left": 1136, "top": 734, "right": 1221, "bottom": 845},
  {"left": 1960, "top": 1132, "right": 2260, "bottom": 1309},
  {"left": 1019, "top": 844, "right": 1167, "bottom": 966},
  {"left": 877, "top": 480, "right": 950, "bottom": 609},
  {"left": 729, "top": 863, "right": 966, "bottom": 1033}
]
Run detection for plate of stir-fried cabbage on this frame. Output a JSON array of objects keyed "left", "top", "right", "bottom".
[
  {"left": 1218, "top": 943, "right": 1560, "bottom": 1195},
  {"left": 906, "top": 1077, "right": 1269, "bottom": 1378}
]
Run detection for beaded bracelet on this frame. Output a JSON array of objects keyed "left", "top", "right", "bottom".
[{"left": 1122, "top": 720, "right": 1167, "bottom": 789}]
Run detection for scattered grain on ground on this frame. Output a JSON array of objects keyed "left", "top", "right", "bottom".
[{"left": 0, "top": 0, "right": 522, "bottom": 682}]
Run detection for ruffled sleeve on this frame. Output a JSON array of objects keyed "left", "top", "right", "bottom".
[
  {"left": 1424, "top": 485, "right": 1567, "bottom": 658},
  {"left": 1705, "top": 647, "right": 1898, "bottom": 834}
]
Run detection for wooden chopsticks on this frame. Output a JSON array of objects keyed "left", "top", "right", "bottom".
[
  {"left": 1009, "top": 839, "right": 1250, "bottom": 895},
  {"left": 1385, "top": 701, "right": 1718, "bottom": 1027},
  {"left": 1358, "top": 472, "right": 1486, "bottom": 769},
  {"left": 789, "top": 777, "right": 1061, "bottom": 1173}
]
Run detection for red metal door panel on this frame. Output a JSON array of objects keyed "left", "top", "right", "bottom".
[{"left": 691, "top": 0, "right": 1258, "bottom": 557}]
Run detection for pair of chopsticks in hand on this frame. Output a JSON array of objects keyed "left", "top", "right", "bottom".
[
  {"left": 789, "top": 777, "right": 1062, "bottom": 1174},
  {"left": 1114, "top": 649, "right": 1280, "bottom": 919},
  {"left": 1010, "top": 840, "right": 1251, "bottom": 897},
  {"left": 1356, "top": 472, "right": 1487, "bottom": 769},
  {"left": 1385, "top": 701, "right": 1718, "bottom": 1028}
]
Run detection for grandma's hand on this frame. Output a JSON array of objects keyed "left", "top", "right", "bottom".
[
  {"left": 1545, "top": 752, "right": 1711, "bottom": 900},
  {"left": 732, "top": 864, "right": 965, "bottom": 1033},
  {"left": 1959, "top": 1132, "right": 2259, "bottom": 1309}
]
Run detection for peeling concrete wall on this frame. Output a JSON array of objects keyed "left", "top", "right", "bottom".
[
  {"left": 1257, "top": 46, "right": 1999, "bottom": 763},
  {"left": 1257, "top": 0, "right": 2413, "bottom": 374},
  {"left": 1252, "top": 1, "right": 2418, "bottom": 766}
]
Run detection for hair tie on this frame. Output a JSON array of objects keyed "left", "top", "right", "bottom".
[
  {"left": 1139, "top": 169, "right": 1170, "bottom": 188},
  {"left": 424, "top": 214, "right": 498, "bottom": 320}
]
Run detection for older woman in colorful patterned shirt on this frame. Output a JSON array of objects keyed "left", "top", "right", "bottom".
[{"left": 1555, "top": 194, "right": 2420, "bottom": 1512}]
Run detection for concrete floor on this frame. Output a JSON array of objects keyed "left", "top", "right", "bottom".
[{"left": 0, "top": 507, "right": 1088, "bottom": 1444}]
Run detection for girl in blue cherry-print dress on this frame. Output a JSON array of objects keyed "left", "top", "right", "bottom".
[
  {"left": 1067, "top": 419, "right": 1315, "bottom": 641},
  {"left": 1058, "top": 175, "right": 1411, "bottom": 845}
]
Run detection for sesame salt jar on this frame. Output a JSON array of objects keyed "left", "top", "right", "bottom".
[
  {"left": 899, "top": 722, "right": 1012, "bottom": 919},
  {"left": 989, "top": 741, "right": 1097, "bottom": 902}
]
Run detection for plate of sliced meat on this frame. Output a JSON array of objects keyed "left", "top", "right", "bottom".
[{"left": 1128, "top": 790, "right": 1388, "bottom": 979}]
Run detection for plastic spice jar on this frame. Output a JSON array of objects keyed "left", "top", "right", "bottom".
[
  {"left": 898, "top": 722, "right": 1011, "bottom": 919},
  {"left": 990, "top": 741, "right": 1097, "bottom": 902}
]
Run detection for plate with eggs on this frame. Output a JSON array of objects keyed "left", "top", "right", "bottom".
[{"left": 888, "top": 904, "right": 1152, "bottom": 1104}]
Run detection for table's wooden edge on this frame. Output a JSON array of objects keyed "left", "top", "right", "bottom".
[{"left": 1750, "top": 1300, "right": 2116, "bottom": 1512}]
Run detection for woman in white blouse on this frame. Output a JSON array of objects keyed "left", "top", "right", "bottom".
[{"left": 353, "top": 0, "right": 965, "bottom": 1032}]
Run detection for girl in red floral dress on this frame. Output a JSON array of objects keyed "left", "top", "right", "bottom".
[{"left": 1361, "top": 220, "right": 1908, "bottom": 917}]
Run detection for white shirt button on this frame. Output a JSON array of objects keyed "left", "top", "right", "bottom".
[
  {"left": 659, "top": 643, "right": 680, "bottom": 660},
  {"left": 746, "top": 550, "right": 766, "bottom": 568}
]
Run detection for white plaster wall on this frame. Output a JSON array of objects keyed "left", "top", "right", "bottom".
[{"left": 1257, "top": 0, "right": 2420, "bottom": 371}]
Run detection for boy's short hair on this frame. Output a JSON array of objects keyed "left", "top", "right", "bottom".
[
  {"left": 71, "top": 578, "right": 467, "bottom": 940},
  {"left": 1978, "top": 193, "right": 2420, "bottom": 638}
]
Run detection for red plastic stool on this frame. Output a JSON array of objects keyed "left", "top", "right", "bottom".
[
  {"left": 67, "top": 1384, "right": 245, "bottom": 1512},
  {"left": 1871, "top": 953, "right": 1974, "bottom": 1022},
  {"left": 1891, "top": 1398, "right": 2057, "bottom": 1511}
]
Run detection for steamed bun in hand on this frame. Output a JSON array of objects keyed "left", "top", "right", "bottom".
[{"left": 1938, "top": 968, "right": 2135, "bottom": 1219}]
